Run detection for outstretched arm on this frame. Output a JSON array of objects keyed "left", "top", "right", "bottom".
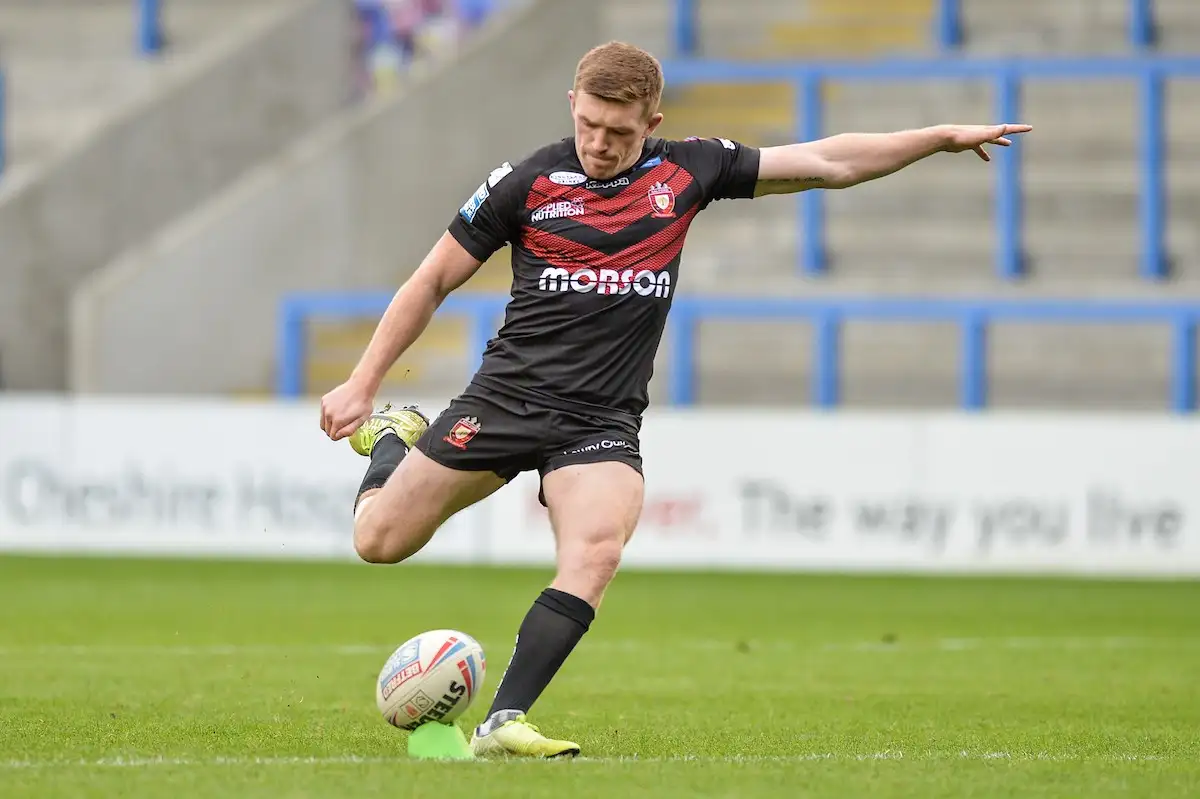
[
  {"left": 320, "top": 232, "right": 483, "bottom": 439},
  {"left": 753, "top": 123, "right": 1033, "bottom": 197},
  {"left": 345, "top": 233, "right": 483, "bottom": 394}
]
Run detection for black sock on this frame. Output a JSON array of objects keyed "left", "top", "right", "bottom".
[
  {"left": 482, "top": 588, "right": 595, "bottom": 727},
  {"left": 354, "top": 433, "right": 408, "bottom": 510}
]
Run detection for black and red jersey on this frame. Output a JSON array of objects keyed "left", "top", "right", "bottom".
[{"left": 447, "top": 135, "right": 760, "bottom": 418}]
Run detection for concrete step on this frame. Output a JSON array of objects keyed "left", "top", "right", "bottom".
[
  {"left": 686, "top": 185, "right": 1200, "bottom": 281},
  {"left": 825, "top": 183, "right": 1200, "bottom": 222},
  {"left": 658, "top": 77, "right": 1200, "bottom": 148},
  {"left": 0, "top": 0, "right": 292, "bottom": 172},
  {"left": 1157, "top": 0, "right": 1200, "bottom": 49},
  {"left": 0, "top": 1, "right": 288, "bottom": 57},
  {"left": 681, "top": 265, "right": 1200, "bottom": 296},
  {"left": 686, "top": 313, "right": 1185, "bottom": 410},
  {"left": 729, "top": 19, "right": 930, "bottom": 60},
  {"left": 962, "top": 0, "right": 1131, "bottom": 24},
  {"left": 959, "top": 0, "right": 1134, "bottom": 53},
  {"left": 600, "top": 0, "right": 673, "bottom": 58}
]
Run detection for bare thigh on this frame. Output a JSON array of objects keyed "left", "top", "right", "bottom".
[
  {"left": 540, "top": 461, "right": 644, "bottom": 607},
  {"left": 354, "top": 447, "right": 507, "bottom": 564}
]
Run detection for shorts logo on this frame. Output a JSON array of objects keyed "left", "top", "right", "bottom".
[
  {"left": 563, "top": 439, "right": 632, "bottom": 456},
  {"left": 648, "top": 182, "right": 676, "bottom": 218},
  {"left": 444, "top": 417, "right": 481, "bottom": 449}
]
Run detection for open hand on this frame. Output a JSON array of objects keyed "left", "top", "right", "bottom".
[{"left": 941, "top": 123, "right": 1033, "bottom": 161}]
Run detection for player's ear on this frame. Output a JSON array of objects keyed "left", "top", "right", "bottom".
[
  {"left": 568, "top": 90, "right": 576, "bottom": 111},
  {"left": 646, "top": 112, "right": 664, "bottom": 137}
]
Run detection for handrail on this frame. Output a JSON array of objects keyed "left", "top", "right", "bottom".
[
  {"left": 674, "top": 0, "right": 1159, "bottom": 54},
  {"left": 277, "top": 292, "right": 1200, "bottom": 412},
  {"left": 659, "top": 54, "right": 1200, "bottom": 282}
]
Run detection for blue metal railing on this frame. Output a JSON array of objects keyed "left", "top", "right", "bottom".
[
  {"left": 673, "top": 0, "right": 1159, "bottom": 55},
  {"left": 934, "top": 0, "right": 962, "bottom": 50},
  {"left": 138, "top": 0, "right": 164, "bottom": 56},
  {"left": 277, "top": 292, "right": 1200, "bottom": 412},
  {"left": 659, "top": 54, "right": 1200, "bottom": 282}
]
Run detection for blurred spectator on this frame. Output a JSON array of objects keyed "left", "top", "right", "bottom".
[{"left": 354, "top": 0, "right": 514, "bottom": 95}]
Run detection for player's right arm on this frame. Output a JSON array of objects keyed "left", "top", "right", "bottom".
[
  {"left": 321, "top": 161, "right": 522, "bottom": 440},
  {"left": 320, "top": 234, "right": 485, "bottom": 439}
]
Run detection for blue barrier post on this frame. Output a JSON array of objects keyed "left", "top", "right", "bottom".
[
  {"left": 138, "top": 0, "right": 164, "bottom": 56},
  {"left": 276, "top": 299, "right": 306, "bottom": 397},
  {"left": 812, "top": 313, "right": 840, "bottom": 407},
  {"left": 0, "top": 68, "right": 6, "bottom": 178},
  {"left": 1170, "top": 318, "right": 1196, "bottom": 412},
  {"left": 994, "top": 69, "right": 1023, "bottom": 280},
  {"left": 1139, "top": 69, "right": 1167, "bottom": 280},
  {"left": 798, "top": 72, "right": 826, "bottom": 277},
  {"left": 936, "top": 0, "right": 962, "bottom": 49},
  {"left": 673, "top": 0, "right": 697, "bottom": 57},
  {"left": 1130, "top": 0, "right": 1156, "bottom": 48},
  {"left": 667, "top": 307, "right": 697, "bottom": 405},
  {"left": 959, "top": 312, "right": 988, "bottom": 409}
]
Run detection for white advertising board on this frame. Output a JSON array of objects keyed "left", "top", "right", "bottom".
[
  {"left": 0, "top": 396, "right": 487, "bottom": 563},
  {"left": 1, "top": 397, "right": 1197, "bottom": 576}
]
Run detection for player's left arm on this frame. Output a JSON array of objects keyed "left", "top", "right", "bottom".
[{"left": 752, "top": 123, "right": 1033, "bottom": 197}]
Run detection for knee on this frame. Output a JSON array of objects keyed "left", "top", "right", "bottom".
[
  {"left": 353, "top": 514, "right": 413, "bottom": 565},
  {"left": 560, "top": 533, "right": 625, "bottom": 592}
]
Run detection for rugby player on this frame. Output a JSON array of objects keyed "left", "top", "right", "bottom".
[{"left": 319, "top": 41, "right": 1030, "bottom": 758}]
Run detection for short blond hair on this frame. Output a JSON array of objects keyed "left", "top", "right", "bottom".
[{"left": 573, "top": 41, "right": 665, "bottom": 118}]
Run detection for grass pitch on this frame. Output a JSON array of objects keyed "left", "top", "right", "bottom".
[{"left": 0, "top": 555, "right": 1197, "bottom": 797}]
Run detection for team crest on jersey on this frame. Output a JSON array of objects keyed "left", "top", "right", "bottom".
[
  {"left": 444, "top": 417, "right": 481, "bottom": 450},
  {"left": 648, "top": 182, "right": 676, "bottom": 218}
]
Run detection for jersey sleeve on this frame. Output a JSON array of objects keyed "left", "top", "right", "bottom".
[
  {"left": 448, "top": 160, "right": 523, "bottom": 262},
  {"left": 675, "top": 137, "right": 762, "bottom": 205}
]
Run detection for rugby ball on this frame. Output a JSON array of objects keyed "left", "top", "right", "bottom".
[{"left": 375, "top": 629, "right": 487, "bottom": 731}]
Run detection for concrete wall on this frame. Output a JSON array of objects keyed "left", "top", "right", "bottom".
[
  {"left": 69, "top": 0, "right": 601, "bottom": 395},
  {"left": 0, "top": 0, "right": 354, "bottom": 391}
]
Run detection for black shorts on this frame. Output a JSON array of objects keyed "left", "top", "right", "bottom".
[{"left": 414, "top": 384, "right": 643, "bottom": 503}]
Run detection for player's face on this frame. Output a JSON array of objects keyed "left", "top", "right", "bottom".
[{"left": 569, "top": 90, "right": 663, "bottom": 179}]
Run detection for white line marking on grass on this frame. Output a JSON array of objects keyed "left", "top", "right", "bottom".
[
  {"left": 0, "top": 636, "right": 1195, "bottom": 659},
  {"left": 0, "top": 756, "right": 397, "bottom": 769},
  {"left": 0, "top": 751, "right": 1170, "bottom": 769},
  {"left": 0, "top": 644, "right": 383, "bottom": 657}
]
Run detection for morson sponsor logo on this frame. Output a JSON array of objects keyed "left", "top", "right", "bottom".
[{"left": 537, "top": 267, "right": 670, "bottom": 298}]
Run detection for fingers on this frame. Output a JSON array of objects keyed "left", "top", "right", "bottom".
[
  {"left": 333, "top": 413, "right": 369, "bottom": 441},
  {"left": 974, "top": 144, "right": 990, "bottom": 162},
  {"left": 332, "top": 421, "right": 361, "bottom": 441}
]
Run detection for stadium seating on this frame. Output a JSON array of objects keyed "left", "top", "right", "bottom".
[
  {"left": 297, "top": 0, "right": 1200, "bottom": 410},
  {"left": 0, "top": 0, "right": 360, "bottom": 393},
  {"left": 0, "top": 0, "right": 291, "bottom": 182},
  {"left": 594, "top": 0, "right": 1200, "bottom": 410},
  {"left": 26, "top": 0, "right": 1200, "bottom": 412}
]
